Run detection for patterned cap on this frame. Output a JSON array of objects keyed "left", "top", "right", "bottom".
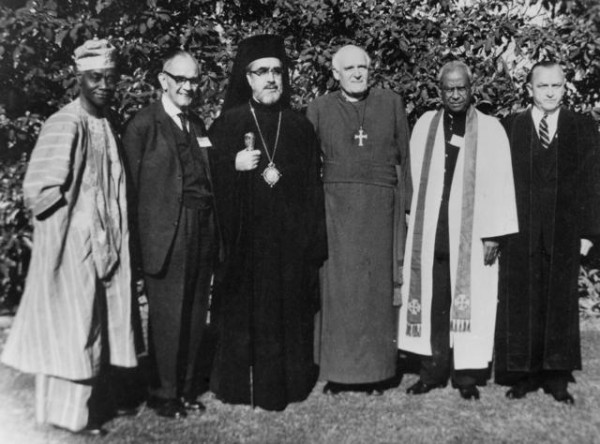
[{"left": 74, "top": 38, "right": 117, "bottom": 72}]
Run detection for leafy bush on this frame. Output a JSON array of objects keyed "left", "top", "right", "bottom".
[{"left": 0, "top": 0, "right": 599, "bottom": 310}]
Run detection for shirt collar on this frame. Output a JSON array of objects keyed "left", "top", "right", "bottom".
[
  {"left": 161, "top": 94, "right": 185, "bottom": 118},
  {"left": 530, "top": 105, "right": 560, "bottom": 126}
]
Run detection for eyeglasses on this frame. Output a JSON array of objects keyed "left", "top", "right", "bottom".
[
  {"left": 442, "top": 86, "right": 469, "bottom": 95},
  {"left": 162, "top": 71, "right": 200, "bottom": 87},
  {"left": 247, "top": 67, "right": 283, "bottom": 77}
]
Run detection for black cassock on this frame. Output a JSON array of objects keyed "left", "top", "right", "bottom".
[
  {"left": 495, "top": 108, "right": 600, "bottom": 382},
  {"left": 208, "top": 100, "right": 327, "bottom": 410}
]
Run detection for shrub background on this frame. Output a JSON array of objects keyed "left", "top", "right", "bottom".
[{"left": 0, "top": 0, "right": 599, "bottom": 310}]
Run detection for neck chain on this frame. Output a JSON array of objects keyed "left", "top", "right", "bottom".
[
  {"left": 346, "top": 94, "right": 369, "bottom": 147},
  {"left": 249, "top": 101, "right": 283, "bottom": 187}
]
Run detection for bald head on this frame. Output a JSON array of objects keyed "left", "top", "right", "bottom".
[
  {"left": 332, "top": 45, "right": 371, "bottom": 72},
  {"left": 332, "top": 45, "right": 371, "bottom": 101}
]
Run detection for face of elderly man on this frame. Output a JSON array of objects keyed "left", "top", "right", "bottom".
[
  {"left": 333, "top": 46, "right": 369, "bottom": 100},
  {"left": 527, "top": 64, "right": 565, "bottom": 114},
  {"left": 246, "top": 57, "right": 283, "bottom": 105},
  {"left": 440, "top": 67, "right": 472, "bottom": 114},
  {"left": 158, "top": 53, "right": 200, "bottom": 110},
  {"left": 79, "top": 68, "right": 118, "bottom": 110}
]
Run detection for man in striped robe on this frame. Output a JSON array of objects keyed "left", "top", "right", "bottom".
[{"left": 1, "top": 39, "right": 137, "bottom": 435}]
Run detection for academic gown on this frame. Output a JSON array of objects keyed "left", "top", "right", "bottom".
[
  {"left": 495, "top": 108, "right": 600, "bottom": 380},
  {"left": 398, "top": 108, "right": 518, "bottom": 370},
  {"left": 306, "top": 88, "right": 411, "bottom": 383},
  {"left": 208, "top": 101, "right": 327, "bottom": 411}
]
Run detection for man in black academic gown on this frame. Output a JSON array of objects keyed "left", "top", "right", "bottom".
[
  {"left": 495, "top": 60, "right": 600, "bottom": 404},
  {"left": 208, "top": 34, "right": 327, "bottom": 411}
]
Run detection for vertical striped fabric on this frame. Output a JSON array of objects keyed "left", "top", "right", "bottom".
[
  {"left": 1, "top": 99, "right": 136, "bottom": 382},
  {"left": 539, "top": 113, "right": 550, "bottom": 148}
]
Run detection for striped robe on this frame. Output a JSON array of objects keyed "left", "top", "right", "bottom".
[{"left": 2, "top": 99, "right": 136, "bottom": 382}]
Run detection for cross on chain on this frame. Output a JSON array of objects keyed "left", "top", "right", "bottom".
[{"left": 354, "top": 128, "right": 368, "bottom": 147}]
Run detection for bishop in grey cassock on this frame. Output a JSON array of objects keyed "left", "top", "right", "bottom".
[
  {"left": 307, "top": 45, "right": 411, "bottom": 394},
  {"left": 399, "top": 61, "right": 518, "bottom": 400}
]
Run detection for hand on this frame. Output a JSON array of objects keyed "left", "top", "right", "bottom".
[
  {"left": 581, "top": 238, "right": 593, "bottom": 256},
  {"left": 483, "top": 239, "right": 500, "bottom": 266},
  {"left": 235, "top": 149, "right": 261, "bottom": 171}
]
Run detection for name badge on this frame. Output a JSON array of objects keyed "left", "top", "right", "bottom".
[
  {"left": 449, "top": 134, "right": 465, "bottom": 148},
  {"left": 197, "top": 137, "right": 212, "bottom": 148}
]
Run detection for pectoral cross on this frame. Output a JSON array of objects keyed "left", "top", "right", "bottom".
[{"left": 354, "top": 127, "right": 368, "bottom": 147}]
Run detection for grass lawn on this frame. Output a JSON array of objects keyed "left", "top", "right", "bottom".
[{"left": 1, "top": 317, "right": 599, "bottom": 444}]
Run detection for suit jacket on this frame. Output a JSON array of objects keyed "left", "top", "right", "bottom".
[{"left": 123, "top": 100, "right": 218, "bottom": 275}]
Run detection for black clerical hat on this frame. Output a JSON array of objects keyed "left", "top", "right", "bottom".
[{"left": 222, "top": 34, "right": 291, "bottom": 111}]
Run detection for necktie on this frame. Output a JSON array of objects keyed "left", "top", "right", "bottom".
[
  {"left": 178, "top": 112, "right": 189, "bottom": 136},
  {"left": 539, "top": 113, "right": 550, "bottom": 149}
]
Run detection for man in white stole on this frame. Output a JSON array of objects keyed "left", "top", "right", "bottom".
[{"left": 398, "top": 61, "right": 518, "bottom": 399}]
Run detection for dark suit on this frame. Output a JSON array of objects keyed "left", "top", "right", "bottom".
[{"left": 123, "top": 100, "right": 218, "bottom": 400}]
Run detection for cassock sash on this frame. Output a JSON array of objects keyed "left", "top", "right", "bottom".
[{"left": 406, "top": 107, "right": 478, "bottom": 336}]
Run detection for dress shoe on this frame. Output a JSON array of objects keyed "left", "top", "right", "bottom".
[
  {"left": 367, "top": 389, "right": 384, "bottom": 396},
  {"left": 406, "top": 380, "right": 446, "bottom": 395},
  {"left": 115, "top": 406, "right": 138, "bottom": 417},
  {"left": 506, "top": 379, "right": 540, "bottom": 400},
  {"left": 543, "top": 387, "right": 575, "bottom": 405},
  {"left": 458, "top": 385, "right": 480, "bottom": 400},
  {"left": 79, "top": 423, "right": 108, "bottom": 436},
  {"left": 552, "top": 391, "right": 575, "bottom": 405},
  {"left": 181, "top": 397, "right": 206, "bottom": 412},
  {"left": 323, "top": 382, "right": 344, "bottom": 395},
  {"left": 148, "top": 397, "right": 187, "bottom": 419}
]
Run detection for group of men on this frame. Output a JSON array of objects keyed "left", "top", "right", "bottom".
[{"left": 2, "top": 32, "right": 599, "bottom": 436}]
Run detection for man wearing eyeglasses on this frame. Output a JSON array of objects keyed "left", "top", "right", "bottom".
[
  {"left": 495, "top": 61, "right": 600, "bottom": 405},
  {"left": 123, "top": 50, "right": 218, "bottom": 419},
  {"left": 208, "top": 34, "right": 326, "bottom": 411},
  {"left": 398, "top": 61, "right": 518, "bottom": 400}
]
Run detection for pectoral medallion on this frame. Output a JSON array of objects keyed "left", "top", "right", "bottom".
[{"left": 262, "top": 162, "right": 282, "bottom": 187}]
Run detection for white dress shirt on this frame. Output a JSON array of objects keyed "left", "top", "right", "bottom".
[
  {"left": 530, "top": 105, "right": 559, "bottom": 143},
  {"left": 161, "top": 94, "right": 187, "bottom": 132}
]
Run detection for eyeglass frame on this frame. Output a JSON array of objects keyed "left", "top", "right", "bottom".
[
  {"left": 162, "top": 70, "right": 200, "bottom": 87},
  {"left": 247, "top": 67, "right": 284, "bottom": 77}
]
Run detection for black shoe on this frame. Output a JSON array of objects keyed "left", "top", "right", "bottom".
[
  {"left": 506, "top": 378, "right": 540, "bottom": 400},
  {"left": 458, "top": 385, "right": 480, "bottom": 400},
  {"left": 148, "top": 397, "right": 187, "bottom": 419},
  {"left": 543, "top": 387, "right": 575, "bottom": 405},
  {"left": 115, "top": 406, "right": 138, "bottom": 417},
  {"left": 367, "top": 389, "right": 384, "bottom": 396},
  {"left": 406, "top": 380, "right": 446, "bottom": 395},
  {"left": 79, "top": 423, "right": 108, "bottom": 436},
  {"left": 181, "top": 396, "right": 206, "bottom": 412},
  {"left": 323, "top": 382, "right": 344, "bottom": 395}
]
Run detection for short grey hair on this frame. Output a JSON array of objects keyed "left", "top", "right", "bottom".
[
  {"left": 332, "top": 45, "right": 371, "bottom": 72},
  {"left": 438, "top": 61, "right": 473, "bottom": 85}
]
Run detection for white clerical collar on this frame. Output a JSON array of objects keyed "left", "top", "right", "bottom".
[
  {"left": 161, "top": 94, "right": 187, "bottom": 130},
  {"left": 531, "top": 105, "right": 560, "bottom": 141}
]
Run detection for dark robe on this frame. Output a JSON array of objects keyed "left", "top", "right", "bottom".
[
  {"left": 208, "top": 100, "right": 327, "bottom": 411},
  {"left": 306, "top": 88, "right": 411, "bottom": 383},
  {"left": 495, "top": 108, "right": 600, "bottom": 382}
]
